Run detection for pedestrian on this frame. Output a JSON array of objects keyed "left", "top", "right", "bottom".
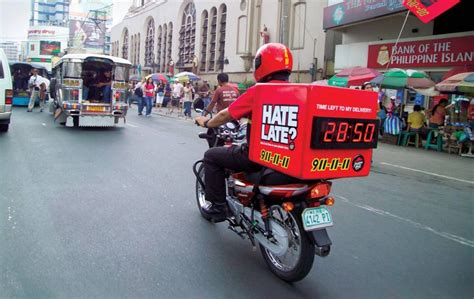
[
  {"left": 199, "top": 81, "right": 211, "bottom": 114},
  {"left": 143, "top": 77, "right": 155, "bottom": 117},
  {"left": 156, "top": 81, "right": 164, "bottom": 110},
  {"left": 203, "top": 73, "right": 239, "bottom": 116},
  {"left": 429, "top": 98, "right": 451, "bottom": 128},
  {"left": 162, "top": 83, "right": 172, "bottom": 112},
  {"left": 407, "top": 104, "right": 425, "bottom": 133},
  {"left": 135, "top": 80, "right": 145, "bottom": 116},
  {"left": 27, "top": 68, "right": 45, "bottom": 112},
  {"left": 183, "top": 81, "right": 194, "bottom": 119},
  {"left": 170, "top": 80, "right": 183, "bottom": 115}
]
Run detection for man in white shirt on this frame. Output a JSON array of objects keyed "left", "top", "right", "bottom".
[
  {"left": 27, "top": 69, "right": 46, "bottom": 112},
  {"left": 170, "top": 81, "right": 183, "bottom": 114}
]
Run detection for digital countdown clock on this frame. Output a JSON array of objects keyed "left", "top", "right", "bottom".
[{"left": 311, "top": 117, "right": 379, "bottom": 149}]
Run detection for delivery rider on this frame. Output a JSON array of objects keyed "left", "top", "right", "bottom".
[{"left": 195, "top": 43, "right": 293, "bottom": 222}]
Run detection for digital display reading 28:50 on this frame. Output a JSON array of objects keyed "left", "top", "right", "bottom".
[{"left": 311, "top": 117, "right": 379, "bottom": 149}]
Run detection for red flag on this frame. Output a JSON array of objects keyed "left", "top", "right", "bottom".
[{"left": 403, "top": 0, "right": 460, "bottom": 23}]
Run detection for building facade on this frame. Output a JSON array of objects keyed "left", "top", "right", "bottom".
[
  {"left": 324, "top": 0, "right": 474, "bottom": 82},
  {"left": 30, "top": 0, "right": 70, "bottom": 27},
  {"left": 111, "top": 0, "right": 329, "bottom": 84},
  {"left": 0, "top": 42, "right": 20, "bottom": 61}
]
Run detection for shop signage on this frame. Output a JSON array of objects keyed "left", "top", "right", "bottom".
[
  {"left": 28, "top": 58, "right": 52, "bottom": 63},
  {"left": 403, "top": 0, "right": 460, "bottom": 24},
  {"left": 323, "top": 0, "right": 406, "bottom": 29},
  {"left": 367, "top": 35, "right": 474, "bottom": 68},
  {"left": 28, "top": 29, "right": 56, "bottom": 38}
]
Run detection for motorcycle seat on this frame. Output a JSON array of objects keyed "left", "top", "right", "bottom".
[{"left": 244, "top": 168, "right": 309, "bottom": 186}]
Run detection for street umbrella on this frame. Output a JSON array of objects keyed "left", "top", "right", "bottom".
[
  {"left": 442, "top": 65, "right": 474, "bottom": 80},
  {"left": 129, "top": 74, "right": 141, "bottom": 81},
  {"left": 146, "top": 73, "right": 169, "bottom": 83},
  {"left": 173, "top": 71, "right": 200, "bottom": 82},
  {"left": 328, "top": 66, "right": 381, "bottom": 87},
  {"left": 435, "top": 72, "right": 474, "bottom": 94},
  {"left": 371, "top": 68, "right": 435, "bottom": 89}
]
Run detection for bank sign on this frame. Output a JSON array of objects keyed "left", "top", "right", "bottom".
[{"left": 367, "top": 35, "right": 474, "bottom": 68}]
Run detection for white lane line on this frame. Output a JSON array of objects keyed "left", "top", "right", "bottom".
[
  {"left": 337, "top": 195, "right": 474, "bottom": 248},
  {"left": 380, "top": 162, "right": 474, "bottom": 185},
  {"left": 127, "top": 123, "right": 138, "bottom": 128}
]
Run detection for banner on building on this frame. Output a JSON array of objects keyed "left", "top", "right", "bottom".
[
  {"left": 367, "top": 35, "right": 474, "bottom": 68},
  {"left": 69, "top": 19, "right": 106, "bottom": 50},
  {"left": 402, "top": 0, "right": 460, "bottom": 23},
  {"left": 40, "top": 41, "right": 61, "bottom": 55},
  {"left": 323, "top": 0, "right": 406, "bottom": 29}
]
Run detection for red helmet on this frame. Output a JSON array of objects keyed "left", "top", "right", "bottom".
[{"left": 254, "top": 43, "right": 293, "bottom": 82}]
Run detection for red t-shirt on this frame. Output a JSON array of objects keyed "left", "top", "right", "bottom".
[
  {"left": 228, "top": 80, "right": 287, "bottom": 120},
  {"left": 144, "top": 83, "right": 155, "bottom": 97}
]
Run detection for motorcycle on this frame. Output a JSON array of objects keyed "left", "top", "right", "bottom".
[{"left": 193, "top": 111, "right": 334, "bottom": 282}]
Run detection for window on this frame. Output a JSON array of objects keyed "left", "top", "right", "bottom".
[
  {"left": 178, "top": 2, "right": 196, "bottom": 69},
  {"left": 167, "top": 22, "right": 173, "bottom": 71},
  {"left": 291, "top": 2, "right": 306, "bottom": 49},
  {"left": 157, "top": 26, "right": 162, "bottom": 71},
  {"left": 162, "top": 24, "right": 168, "bottom": 73},
  {"left": 237, "top": 16, "right": 248, "bottom": 54},
  {"left": 0, "top": 61, "right": 4, "bottom": 79},
  {"left": 137, "top": 33, "right": 141, "bottom": 66},
  {"left": 208, "top": 7, "right": 217, "bottom": 71},
  {"left": 122, "top": 28, "right": 129, "bottom": 59},
  {"left": 145, "top": 18, "right": 155, "bottom": 67},
  {"left": 217, "top": 4, "right": 227, "bottom": 72},
  {"left": 200, "top": 10, "right": 208, "bottom": 72}
]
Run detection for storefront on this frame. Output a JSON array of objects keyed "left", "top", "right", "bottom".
[{"left": 26, "top": 26, "right": 69, "bottom": 72}]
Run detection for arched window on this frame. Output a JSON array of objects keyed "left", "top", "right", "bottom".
[
  {"left": 137, "top": 33, "right": 141, "bottom": 66},
  {"left": 200, "top": 10, "right": 208, "bottom": 72},
  {"left": 178, "top": 2, "right": 196, "bottom": 69},
  {"left": 217, "top": 4, "right": 227, "bottom": 72},
  {"left": 130, "top": 35, "right": 135, "bottom": 65},
  {"left": 157, "top": 26, "right": 162, "bottom": 71},
  {"left": 162, "top": 24, "right": 168, "bottom": 73},
  {"left": 167, "top": 22, "right": 173, "bottom": 70},
  {"left": 208, "top": 7, "right": 217, "bottom": 71},
  {"left": 145, "top": 18, "right": 155, "bottom": 67},
  {"left": 122, "top": 28, "right": 129, "bottom": 59}
]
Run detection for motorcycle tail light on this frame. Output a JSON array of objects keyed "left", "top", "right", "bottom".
[
  {"left": 282, "top": 202, "right": 294, "bottom": 212},
  {"left": 307, "top": 182, "right": 331, "bottom": 199}
]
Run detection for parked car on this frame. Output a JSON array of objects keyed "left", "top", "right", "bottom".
[{"left": 0, "top": 49, "right": 13, "bottom": 132}]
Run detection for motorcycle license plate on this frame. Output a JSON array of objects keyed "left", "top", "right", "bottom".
[{"left": 302, "top": 207, "right": 333, "bottom": 231}]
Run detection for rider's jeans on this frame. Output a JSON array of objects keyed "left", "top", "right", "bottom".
[{"left": 203, "top": 145, "right": 261, "bottom": 204}]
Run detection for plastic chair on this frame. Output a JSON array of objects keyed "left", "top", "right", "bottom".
[
  {"left": 425, "top": 129, "right": 443, "bottom": 151},
  {"left": 398, "top": 131, "right": 417, "bottom": 146}
]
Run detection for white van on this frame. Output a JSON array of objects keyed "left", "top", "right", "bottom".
[{"left": 0, "top": 48, "right": 13, "bottom": 132}]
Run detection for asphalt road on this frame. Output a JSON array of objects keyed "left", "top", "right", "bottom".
[{"left": 1, "top": 107, "right": 473, "bottom": 299}]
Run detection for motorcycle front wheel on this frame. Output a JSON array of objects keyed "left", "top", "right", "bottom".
[
  {"left": 195, "top": 164, "right": 212, "bottom": 221},
  {"left": 260, "top": 206, "right": 315, "bottom": 282}
]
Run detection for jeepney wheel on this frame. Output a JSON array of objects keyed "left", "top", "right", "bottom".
[{"left": 73, "top": 116, "right": 79, "bottom": 127}]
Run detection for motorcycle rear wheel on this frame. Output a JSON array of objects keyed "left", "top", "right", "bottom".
[
  {"left": 260, "top": 206, "right": 315, "bottom": 282},
  {"left": 195, "top": 164, "right": 212, "bottom": 221}
]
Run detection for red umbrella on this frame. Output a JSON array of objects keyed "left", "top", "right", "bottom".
[
  {"left": 442, "top": 65, "right": 474, "bottom": 80},
  {"left": 328, "top": 66, "right": 381, "bottom": 87}
]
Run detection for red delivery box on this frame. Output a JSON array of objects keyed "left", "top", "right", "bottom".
[{"left": 248, "top": 84, "right": 379, "bottom": 180}]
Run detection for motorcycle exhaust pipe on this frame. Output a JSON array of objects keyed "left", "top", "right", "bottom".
[{"left": 315, "top": 245, "right": 331, "bottom": 257}]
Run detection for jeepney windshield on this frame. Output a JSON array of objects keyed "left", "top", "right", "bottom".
[
  {"left": 62, "top": 62, "right": 82, "bottom": 78},
  {"left": 114, "top": 64, "right": 130, "bottom": 81}
]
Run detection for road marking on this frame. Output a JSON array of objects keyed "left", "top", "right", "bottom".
[
  {"left": 337, "top": 195, "right": 474, "bottom": 248},
  {"left": 127, "top": 123, "right": 138, "bottom": 128},
  {"left": 42, "top": 123, "right": 46, "bottom": 126},
  {"left": 380, "top": 162, "right": 474, "bottom": 185}
]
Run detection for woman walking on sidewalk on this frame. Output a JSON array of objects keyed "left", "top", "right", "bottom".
[{"left": 143, "top": 77, "right": 155, "bottom": 117}]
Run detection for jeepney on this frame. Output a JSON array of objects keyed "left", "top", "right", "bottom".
[
  {"left": 10, "top": 62, "right": 49, "bottom": 106},
  {"left": 50, "top": 54, "right": 131, "bottom": 127}
]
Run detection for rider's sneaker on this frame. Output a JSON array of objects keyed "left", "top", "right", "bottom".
[{"left": 202, "top": 202, "right": 230, "bottom": 223}]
